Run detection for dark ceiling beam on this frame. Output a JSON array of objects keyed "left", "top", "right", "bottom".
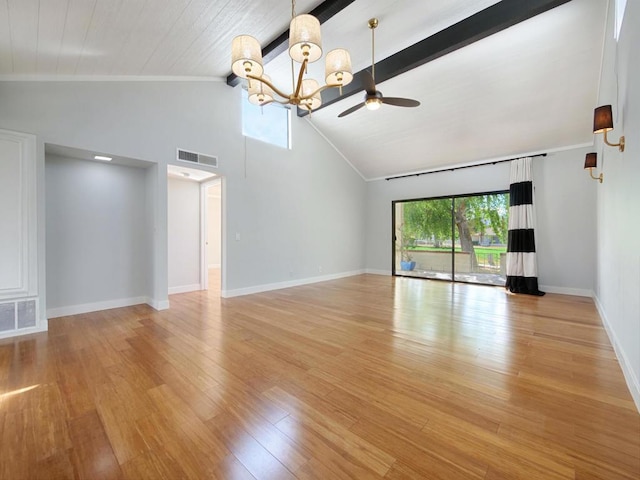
[
  {"left": 298, "top": 0, "right": 571, "bottom": 117},
  {"left": 226, "top": 0, "right": 357, "bottom": 87}
]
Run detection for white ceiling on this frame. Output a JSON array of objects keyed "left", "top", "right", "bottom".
[
  {"left": 308, "top": 0, "right": 607, "bottom": 179},
  {"left": 2, "top": 0, "right": 607, "bottom": 180}
]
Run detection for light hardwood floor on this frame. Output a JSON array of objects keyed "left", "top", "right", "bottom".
[{"left": 1, "top": 274, "right": 638, "bottom": 479}]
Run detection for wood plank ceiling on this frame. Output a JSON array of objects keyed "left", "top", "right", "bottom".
[{"left": 0, "top": 0, "right": 608, "bottom": 179}]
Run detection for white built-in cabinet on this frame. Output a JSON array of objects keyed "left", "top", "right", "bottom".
[{"left": 0, "top": 128, "right": 40, "bottom": 338}]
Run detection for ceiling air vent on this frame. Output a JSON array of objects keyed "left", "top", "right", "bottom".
[{"left": 177, "top": 148, "right": 218, "bottom": 168}]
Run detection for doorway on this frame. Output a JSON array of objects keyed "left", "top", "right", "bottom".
[
  {"left": 167, "top": 165, "right": 222, "bottom": 296},
  {"left": 202, "top": 180, "right": 222, "bottom": 293}
]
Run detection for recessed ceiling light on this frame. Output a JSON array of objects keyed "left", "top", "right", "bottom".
[
  {"left": 181, "top": 172, "right": 190, "bottom": 177},
  {"left": 94, "top": 155, "right": 112, "bottom": 161}
]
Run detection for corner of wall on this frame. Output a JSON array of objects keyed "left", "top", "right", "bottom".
[
  {"left": 594, "top": 294, "right": 640, "bottom": 412},
  {"left": 147, "top": 297, "right": 170, "bottom": 311}
]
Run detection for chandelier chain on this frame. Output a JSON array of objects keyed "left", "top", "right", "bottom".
[{"left": 290, "top": 0, "right": 296, "bottom": 91}]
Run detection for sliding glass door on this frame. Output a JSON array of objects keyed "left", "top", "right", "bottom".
[
  {"left": 393, "top": 191, "right": 509, "bottom": 286},
  {"left": 394, "top": 198, "right": 454, "bottom": 281}
]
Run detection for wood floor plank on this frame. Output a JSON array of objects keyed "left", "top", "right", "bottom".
[
  {"left": 422, "top": 413, "right": 576, "bottom": 479},
  {"left": 209, "top": 454, "right": 258, "bottom": 480},
  {"left": 119, "top": 447, "right": 191, "bottom": 480},
  {"left": 264, "top": 386, "right": 396, "bottom": 476},
  {"left": 1, "top": 410, "right": 36, "bottom": 479},
  {"left": 218, "top": 398, "right": 310, "bottom": 473},
  {"left": 0, "top": 273, "right": 638, "bottom": 479},
  {"left": 67, "top": 410, "right": 123, "bottom": 480},
  {"left": 146, "top": 384, "right": 230, "bottom": 464},
  {"left": 93, "top": 380, "right": 151, "bottom": 465},
  {"left": 33, "top": 449, "right": 76, "bottom": 480},
  {"left": 54, "top": 350, "right": 96, "bottom": 420},
  {"left": 133, "top": 412, "right": 218, "bottom": 479},
  {"left": 322, "top": 384, "right": 489, "bottom": 478},
  {"left": 204, "top": 376, "right": 291, "bottom": 426},
  {"left": 207, "top": 411, "right": 297, "bottom": 480},
  {"left": 497, "top": 422, "right": 640, "bottom": 477},
  {"left": 275, "top": 414, "right": 384, "bottom": 480}
]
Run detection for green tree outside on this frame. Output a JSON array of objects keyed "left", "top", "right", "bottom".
[{"left": 400, "top": 194, "right": 509, "bottom": 268}]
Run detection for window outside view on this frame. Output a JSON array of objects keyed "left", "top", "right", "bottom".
[
  {"left": 241, "top": 90, "right": 290, "bottom": 149},
  {"left": 394, "top": 192, "right": 509, "bottom": 286}
]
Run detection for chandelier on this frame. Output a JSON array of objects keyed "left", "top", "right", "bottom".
[{"left": 231, "top": 0, "right": 353, "bottom": 112}]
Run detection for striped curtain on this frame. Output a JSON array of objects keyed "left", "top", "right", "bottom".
[{"left": 505, "top": 157, "right": 545, "bottom": 296}]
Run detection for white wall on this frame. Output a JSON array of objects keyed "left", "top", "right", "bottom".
[
  {"left": 0, "top": 80, "right": 367, "bottom": 307},
  {"left": 144, "top": 163, "right": 168, "bottom": 310},
  {"left": 227, "top": 117, "right": 366, "bottom": 294},
  {"left": 168, "top": 177, "right": 201, "bottom": 293},
  {"left": 595, "top": 0, "right": 640, "bottom": 409},
  {"left": 207, "top": 182, "right": 222, "bottom": 268},
  {"left": 45, "top": 156, "right": 150, "bottom": 316},
  {"left": 533, "top": 148, "right": 597, "bottom": 295},
  {"left": 364, "top": 148, "right": 597, "bottom": 295}
]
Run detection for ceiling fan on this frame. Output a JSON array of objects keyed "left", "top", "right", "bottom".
[{"left": 338, "top": 18, "right": 420, "bottom": 118}]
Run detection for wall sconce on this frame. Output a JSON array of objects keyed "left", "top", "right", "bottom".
[
  {"left": 593, "top": 105, "right": 625, "bottom": 152},
  {"left": 584, "top": 152, "right": 603, "bottom": 183}
]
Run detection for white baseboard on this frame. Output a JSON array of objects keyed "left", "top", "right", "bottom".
[
  {"left": 147, "top": 298, "right": 170, "bottom": 311},
  {"left": 539, "top": 285, "right": 594, "bottom": 297},
  {"left": 168, "top": 284, "right": 202, "bottom": 295},
  {"left": 221, "top": 269, "right": 365, "bottom": 298},
  {"left": 594, "top": 295, "right": 640, "bottom": 413},
  {"left": 47, "top": 296, "right": 148, "bottom": 319},
  {"left": 208, "top": 263, "right": 221, "bottom": 269},
  {"left": 365, "top": 269, "right": 392, "bottom": 276}
]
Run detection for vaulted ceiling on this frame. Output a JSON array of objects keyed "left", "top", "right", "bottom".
[{"left": 0, "top": 0, "right": 607, "bottom": 180}]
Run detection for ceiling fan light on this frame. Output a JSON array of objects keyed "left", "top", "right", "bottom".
[
  {"left": 365, "top": 97, "right": 382, "bottom": 111},
  {"left": 301, "top": 79, "right": 322, "bottom": 110},
  {"left": 231, "top": 35, "right": 263, "bottom": 79},
  {"left": 248, "top": 74, "right": 274, "bottom": 106},
  {"left": 289, "top": 14, "right": 322, "bottom": 63},
  {"left": 325, "top": 49, "right": 353, "bottom": 86}
]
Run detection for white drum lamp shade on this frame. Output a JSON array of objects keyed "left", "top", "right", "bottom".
[
  {"left": 231, "top": 35, "right": 264, "bottom": 78},
  {"left": 325, "top": 48, "right": 353, "bottom": 86},
  {"left": 248, "top": 74, "right": 274, "bottom": 105},
  {"left": 301, "top": 79, "right": 322, "bottom": 110},
  {"left": 289, "top": 14, "right": 322, "bottom": 63}
]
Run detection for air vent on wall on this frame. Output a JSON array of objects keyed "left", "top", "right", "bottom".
[{"left": 177, "top": 148, "right": 218, "bottom": 168}]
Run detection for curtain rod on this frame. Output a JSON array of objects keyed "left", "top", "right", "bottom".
[{"left": 384, "top": 153, "right": 547, "bottom": 181}]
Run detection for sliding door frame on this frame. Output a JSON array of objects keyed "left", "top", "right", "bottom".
[{"left": 391, "top": 189, "right": 509, "bottom": 285}]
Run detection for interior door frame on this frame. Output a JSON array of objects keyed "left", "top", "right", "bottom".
[{"left": 200, "top": 178, "right": 223, "bottom": 291}]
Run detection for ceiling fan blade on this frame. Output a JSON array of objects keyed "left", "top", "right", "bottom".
[
  {"left": 338, "top": 102, "right": 366, "bottom": 118},
  {"left": 381, "top": 97, "right": 421, "bottom": 108},
  {"left": 362, "top": 70, "right": 377, "bottom": 96}
]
